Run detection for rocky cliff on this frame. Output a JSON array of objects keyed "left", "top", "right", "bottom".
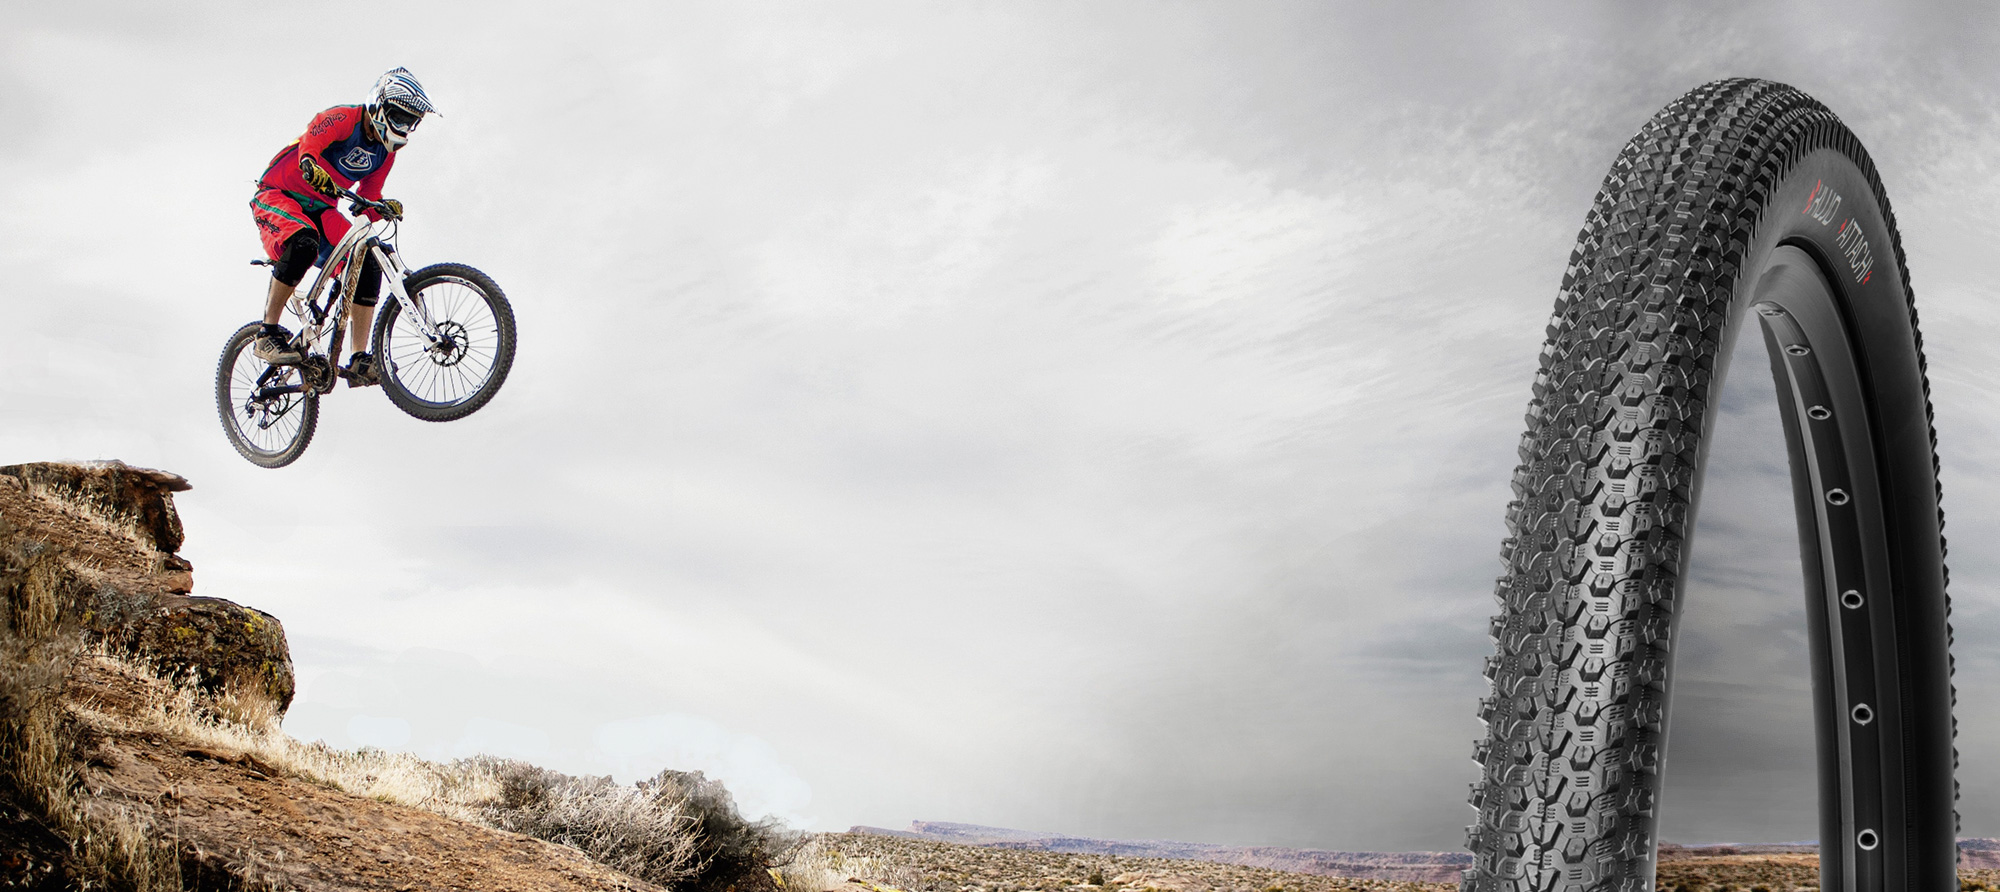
[
  {"left": 0, "top": 461, "right": 694, "bottom": 891},
  {"left": 0, "top": 460, "right": 295, "bottom": 710}
]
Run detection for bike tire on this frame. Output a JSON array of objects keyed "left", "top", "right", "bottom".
[
  {"left": 1465, "top": 79, "right": 1955, "bottom": 892},
  {"left": 372, "top": 262, "right": 516, "bottom": 422},
  {"left": 215, "top": 321, "right": 319, "bottom": 468}
]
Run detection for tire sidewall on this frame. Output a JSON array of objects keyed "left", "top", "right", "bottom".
[
  {"left": 1741, "top": 149, "right": 1947, "bottom": 624},
  {"left": 1730, "top": 147, "right": 1955, "bottom": 868}
]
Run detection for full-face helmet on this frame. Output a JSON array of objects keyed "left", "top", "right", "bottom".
[{"left": 367, "top": 68, "right": 437, "bottom": 151}]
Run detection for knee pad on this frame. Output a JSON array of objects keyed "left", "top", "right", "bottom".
[{"left": 273, "top": 231, "right": 320, "bottom": 287}]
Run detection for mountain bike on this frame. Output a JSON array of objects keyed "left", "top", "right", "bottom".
[{"left": 216, "top": 189, "right": 517, "bottom": 468}]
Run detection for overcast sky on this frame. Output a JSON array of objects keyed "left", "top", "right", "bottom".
[{"left": 4, "top": 1, "right": 1998, "bottom": 851}]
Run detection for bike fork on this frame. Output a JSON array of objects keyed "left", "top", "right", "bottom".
[{"left": 372, "top": 244, "right": 445, "bottom": 346}]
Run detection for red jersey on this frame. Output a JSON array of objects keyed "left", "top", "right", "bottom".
[{"left": 259, "top": 105, "right": 397, "bottom": 219}]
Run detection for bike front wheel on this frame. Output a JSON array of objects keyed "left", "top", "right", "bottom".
[
  {"left": 216, "top": 322, "right": 319, "bottom": 468},
  {"left": 372, "top": 263, "right": 516, "bottom": 422}
]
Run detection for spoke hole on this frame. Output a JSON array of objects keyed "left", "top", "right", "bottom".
[
  {"left": 1840, "top": 590, "right": 1865, "bottom": 609},
  {"left": 1785, "top": 344, "right": 1811, "bottom": 356},
  {"left": 1826, "top": 488, "right": 1850, "bottom": 505},
  {"left": 1759, "top": 307, "right": 1786, "bottom": 317},
  {"left": 1857, "top": 829, "right": 1879, "bottom": 851},
  {"left": 1852, "top": 703, "right": 1874, "bottom": 725},
  {"left": 1807, "top": 405, "right": 1832, "bottom": 420}
]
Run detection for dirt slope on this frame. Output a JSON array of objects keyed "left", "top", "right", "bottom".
[{"left": 66, "top": 653, "right": 664, "bottom": 892}]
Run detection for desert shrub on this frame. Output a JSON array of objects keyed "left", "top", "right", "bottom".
[
  {"left": 774, "top": 833, "right": 932, "bottom": 892},
  {"left": 474, "top": 757, "right": 703, "bottom": 886},
  {"left": 646, "top": 768, "right": 800, "bottom": 892}
]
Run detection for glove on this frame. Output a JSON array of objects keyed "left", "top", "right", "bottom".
[
  {"left": 298, "top": 155, "right": 339, "bottom": 198},
  {"left": 377, "top": 198, "right": 403, "bottom": 219}
]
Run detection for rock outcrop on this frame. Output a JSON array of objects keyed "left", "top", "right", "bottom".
[
  {"left": 1, "top": 459, "right": 699, "bottom": 892},
  {"left": 0, "top": 460, "right": 294, "bottom": 711}
]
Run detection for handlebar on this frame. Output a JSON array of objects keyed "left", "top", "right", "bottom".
[{"left": 337, "top": 188, "right": 400, "bottom": 220}]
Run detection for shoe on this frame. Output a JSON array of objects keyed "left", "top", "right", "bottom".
[
  {"left": 341, "top": 351, "right": 380, "bottom": 388},
  {"left": 251, "top": 325, "right": 302, "bottom": 365}
]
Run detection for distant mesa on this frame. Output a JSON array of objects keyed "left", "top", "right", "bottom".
[
  {"left": 1961, "top": 838, "right": 2000, "bottom": 871},
  {"left": 850, "top": 822, "right": 1473, "bottom": 884},
  {"left": 853, "top": 823, "right": 2000, "bottom": 880}
]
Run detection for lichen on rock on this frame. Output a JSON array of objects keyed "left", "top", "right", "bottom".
[{"left": 104, "top": 595, "right": 296, "bottom": 712}]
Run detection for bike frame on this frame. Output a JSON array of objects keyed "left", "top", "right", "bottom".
[{"left": 286, "top": 192, "right": 447, "bottom": 366}]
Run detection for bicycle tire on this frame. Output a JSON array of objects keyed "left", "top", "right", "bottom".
[
  {"left": 372, "top": 262, "right": 516, "bottom": 422},
  {"left": 215, "top": 321, "right": 319, "bottom": 468},
  {"left": 1464, "top": 79, "right": 1955, "bottom": 892}
]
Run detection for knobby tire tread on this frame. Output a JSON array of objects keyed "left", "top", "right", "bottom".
[{"left": 1463, "top": 78, "right": 1955, "bottom": 892}]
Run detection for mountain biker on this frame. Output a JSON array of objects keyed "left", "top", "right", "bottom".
[{"left": 248, "top": 68, "right": 437, "bottom": 387}]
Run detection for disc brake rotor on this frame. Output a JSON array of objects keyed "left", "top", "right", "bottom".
[{"left": 427, "top": 320, "right": 470, "bottom": 367}]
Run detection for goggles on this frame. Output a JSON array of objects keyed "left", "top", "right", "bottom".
[{"left": 383, "top": 102, "right": 424, "bottom": 132}]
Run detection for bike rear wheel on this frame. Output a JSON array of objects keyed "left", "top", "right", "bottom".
[
  {"left": 372, "top": 263, "right": 516, "bottom": 422},
  {"left": 216, "top": 322, "right": 319, "bottom": 468}
]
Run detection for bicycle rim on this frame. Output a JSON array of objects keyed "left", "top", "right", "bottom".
[
  {"left": 217, "top": 325, "right": 317, "bottom": 467},
  {"left": 383, "top": 277, "right": 503, "bottom": 406}
]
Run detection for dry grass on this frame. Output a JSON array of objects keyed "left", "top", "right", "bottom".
[
  {"left": 1, "top": 528, "right": 185, "bottom": 890},
  {"left": 1964, "top": 873, "right": 2000, "bottom": 892},
  {"left": 3, "top": 642, "right": 184, "bottom": 890}
]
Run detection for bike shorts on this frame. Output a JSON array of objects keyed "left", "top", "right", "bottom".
[
  {"left": 250, "top": 188, "right": 346, "bottom": 269},
  {"left": 250, "top": 188, "right": 384, "bottom": 305}
]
